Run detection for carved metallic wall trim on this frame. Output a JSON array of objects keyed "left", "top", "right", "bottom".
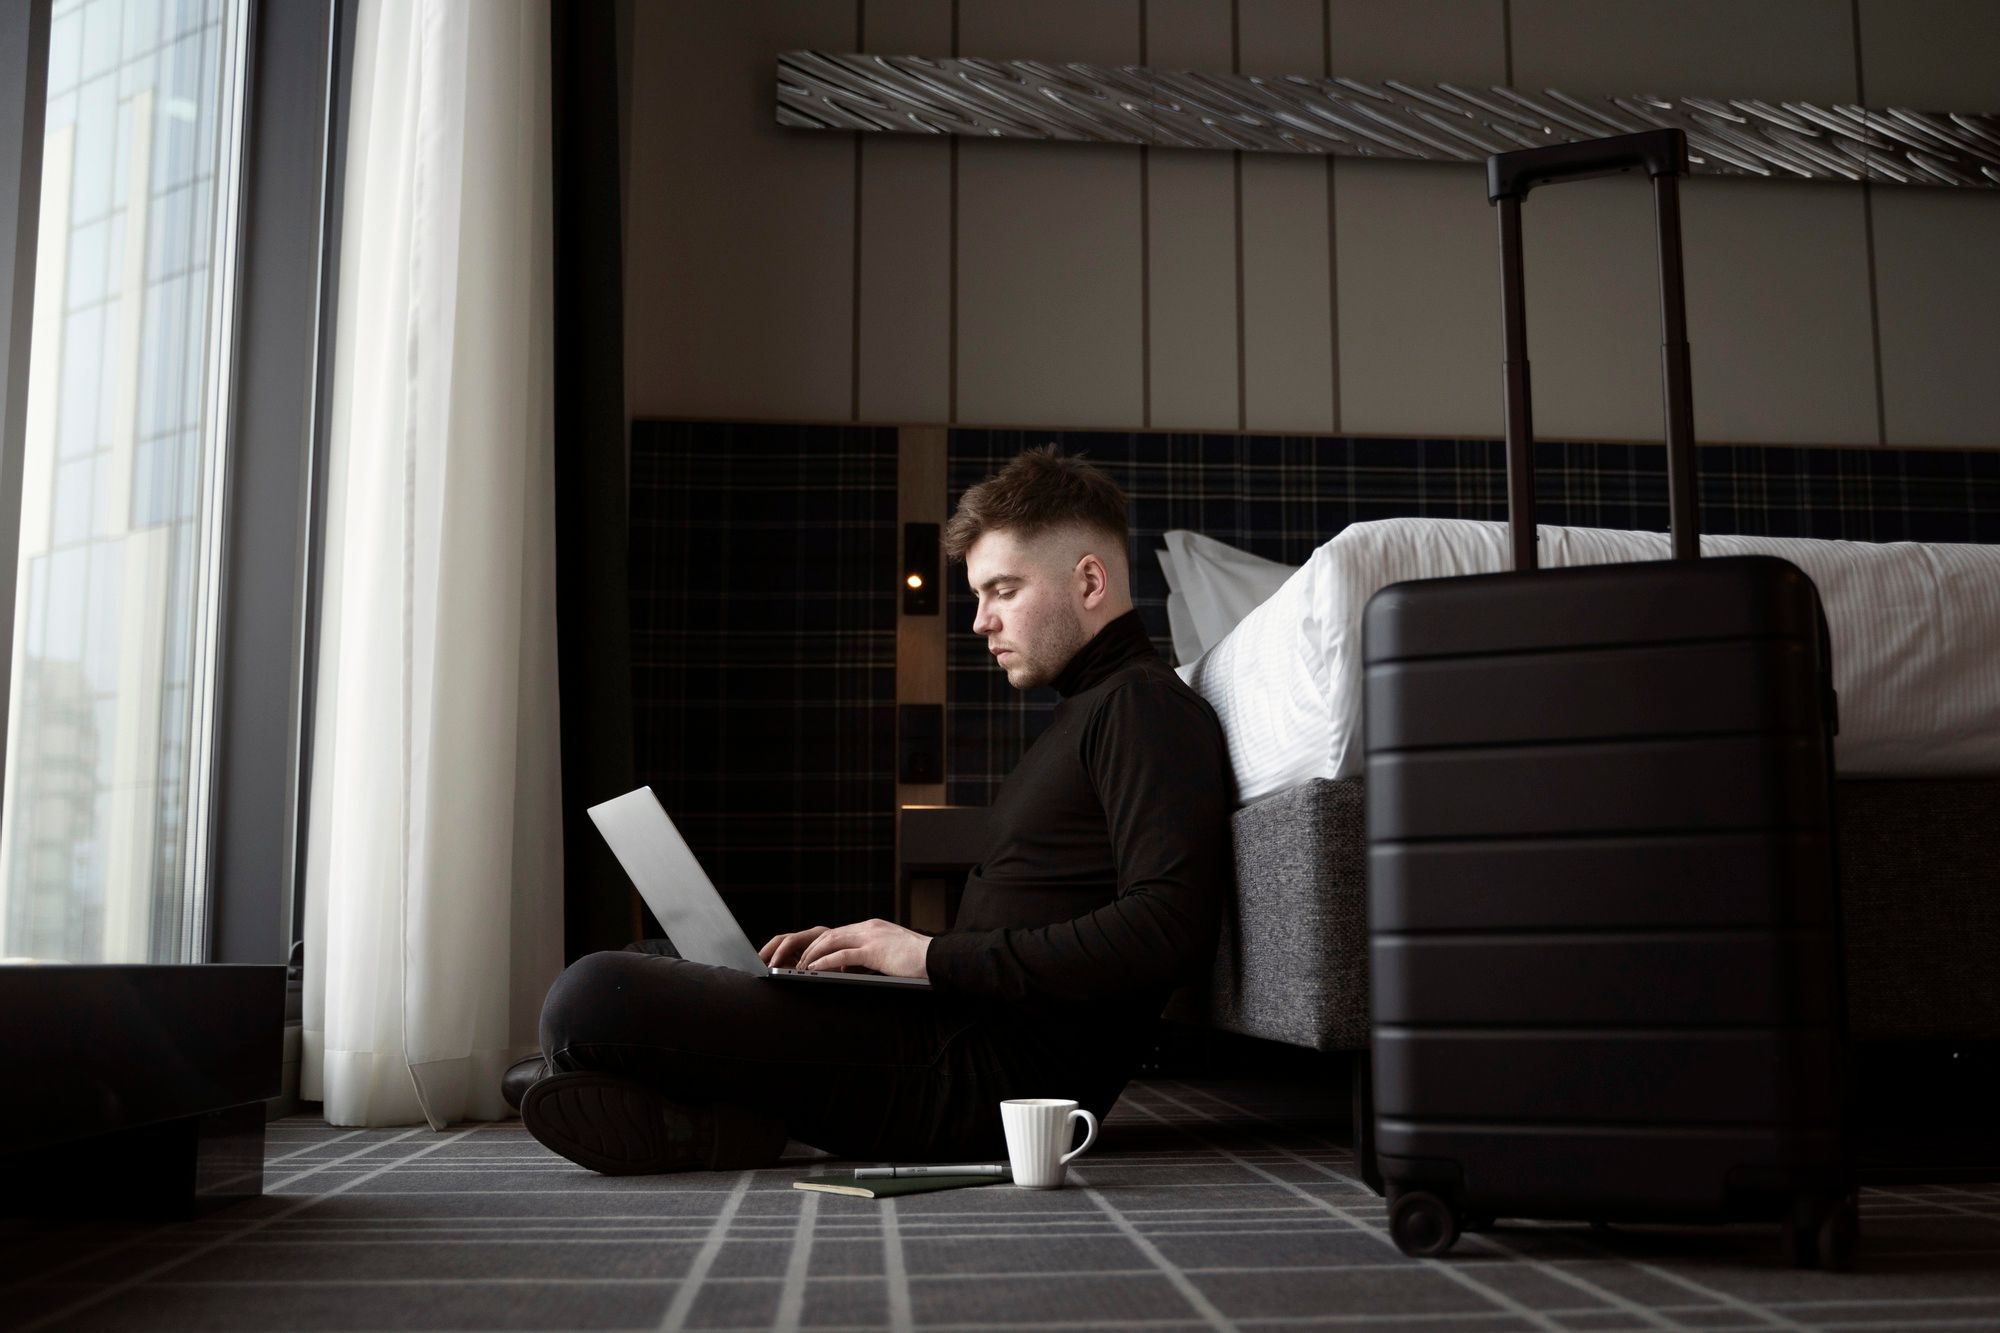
[{"left": 776, "top": 51, "right": 2000, "bottom": 189}]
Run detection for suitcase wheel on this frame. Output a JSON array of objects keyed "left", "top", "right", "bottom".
[
  {"left": 1389, "top": 1189, "right": 1461, "bottom": 1258},
  {"left": 1782, "top": 1194, "right": 1860, "bottom": 1271},
  {"left": 1817, "top": 1195, "right": 1859, "bottom": 1273}
]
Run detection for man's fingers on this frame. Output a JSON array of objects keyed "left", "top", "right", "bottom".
[
  {"left": 806, "top": 948, "right": 863, "bottom": 973},
  {"left": 796, "top": 934, "right": 835, "bottom": 969},
  {"left": 798, "top": 928, "right": 851, "bottom": 970},
  {"left": 764, "top": 926, "right": 832, "bottom": 967}
]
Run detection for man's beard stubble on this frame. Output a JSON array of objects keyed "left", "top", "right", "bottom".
[{"left": 1007, "top": 603, "right": 1091, "bottom": 691}]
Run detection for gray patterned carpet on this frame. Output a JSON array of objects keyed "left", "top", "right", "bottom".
[{"left": 6, "top": 1075, "right": 1999, "bottom": 1332}]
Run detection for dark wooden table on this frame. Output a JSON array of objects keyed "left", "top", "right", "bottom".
[{"left": 0, "top": 963, "right": 284, "bottom": 1215}]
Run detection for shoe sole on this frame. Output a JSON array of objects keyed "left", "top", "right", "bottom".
[{"left": 521, "top": 1072, "right": 695, "bottom": 1175}]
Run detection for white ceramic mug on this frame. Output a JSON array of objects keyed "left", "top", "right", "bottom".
[{"left": 999, "top": 1098, "right": 1099, "bottom": 1189}]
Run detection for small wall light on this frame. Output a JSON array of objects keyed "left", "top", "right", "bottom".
[{"left": 903, "top": 522, "right": 939, "bottom": 615}]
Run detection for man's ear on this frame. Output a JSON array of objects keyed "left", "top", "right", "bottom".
[{"left": 1075, "top": 552, "right": 1110, "bottom": 609}]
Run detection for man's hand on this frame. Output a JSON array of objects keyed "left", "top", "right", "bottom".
[
  {"left": 768, "top": 918, "right": 930, "bottom": 980},
  {"left": 759, "top": 926, "right": 831, "bottom": 969}
]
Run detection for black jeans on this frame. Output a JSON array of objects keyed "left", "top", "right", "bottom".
[{"left": 538, "top": 942, "right": 1143, "bottom": 1161}]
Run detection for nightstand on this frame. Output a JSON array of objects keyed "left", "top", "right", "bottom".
[{"left": 897, "top": 804, "right": 989, "bottom": 933}]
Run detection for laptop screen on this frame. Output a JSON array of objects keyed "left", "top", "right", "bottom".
[{"left": 585, "top": 788, "right": 768, "bottom": 975}]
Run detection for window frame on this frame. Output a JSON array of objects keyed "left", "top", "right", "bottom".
[
  {"left": 206, "top": 0, "right": 349, "bottom": 965},
  {"left": 0, "top": 2, "right": 53, "bottom": 819},
  {"left": 0, "top": 0, "right": 348, "bottom": 966}
]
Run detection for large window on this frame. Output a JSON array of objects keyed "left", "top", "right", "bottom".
[{"left": 0, "top": 0, "right": 249, "bottom": 963}]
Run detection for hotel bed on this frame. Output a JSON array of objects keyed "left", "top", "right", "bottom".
[{"left": 1159, "top": 518, "right": 2000, "bottom": 1050}]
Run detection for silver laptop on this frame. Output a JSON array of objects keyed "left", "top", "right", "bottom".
[{"left": 586, "top": 787, "right": 931, "bottom": 989}]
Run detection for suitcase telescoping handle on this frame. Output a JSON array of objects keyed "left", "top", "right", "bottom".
[{"left": 1487, "top": 128, "right": 1697, "bottom": 572}]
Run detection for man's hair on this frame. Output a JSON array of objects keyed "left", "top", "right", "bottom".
[{"left": 943, "top": 445, "right": 1130, "bottom": 564}]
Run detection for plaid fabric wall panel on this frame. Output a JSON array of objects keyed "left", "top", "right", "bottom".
[
  {"left": 628, "top": 422, "right": 898, "bottom": 945},
  {"left": 624, "top": 422, "right": 1996, "bottom": 862},
  {"left": 945, "top": 432, "right": 2000, "bottom": 806}
]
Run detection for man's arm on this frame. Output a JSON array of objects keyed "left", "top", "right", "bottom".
[{"left": 924, "top": 678, "right": 1231, "bottom": 1005}]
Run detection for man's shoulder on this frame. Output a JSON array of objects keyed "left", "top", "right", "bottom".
[
  {"left": 1079, "top": 661, "right": 1234, "bottom": 798},
  {"left": 1086, "top": 659, "right": 1223, "bottom": 730}
]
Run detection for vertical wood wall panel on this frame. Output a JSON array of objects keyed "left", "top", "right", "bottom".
[
  {"left": 1522, "top": 174, "right": 1686, "bottom": 443},
  {"left": 1238, "top": 0, "right": 1335, "bottom": 433},
  {"left": 1326, "top": 1, "right": 1506, "bottom": 438},
  {"left": 1858, "top": 0, "right": 2000, "bottom": 109},
  {"left": 1509, "top": 0, "right": 1858, "bottom": 102},
  {"left": 1146, "top": 150, "right": 1240, "bottom": 431},
  {"left": 1682, "top": 179, "right": 1878, "bottom": 446},
  {"left": 1860, "top": 0, "right": 2000, "bottom": 449},
  {"left": 623, "top": 1, "right": 857, "bottom": 421},
  {"left": 1510, "top": 0, "right": 1874, "bottom": 444},
  {"left": 897, "top": 423, "right": 949, "bottom": 929},
  {"left": 1326, "top": 0, "right": 1507, "bottom": 85},
  {"left": 864, "top": 0, "right": 948, "bottom": 58},
  {"left": 858, "top": 141, "right": 952, "bottom": 425},
  {"left": 956, "top": 5, "right": 1144, "bottom": 428},
  {"left": 1145, "top": 1, "right": 1238, "bottom": 430},
  {"left": 617, "top": 0, "right": 1995, "bottom": 446},
  {"left": 857, "top": 1, "right": 952, "bottom": 424},
  {"left": 1238, "top": 0, "right": 1322, "bottom": 74},
  {"left": 956, "top": 141, "right": 1147, "bottom": 429},
  {"left": 897, "top": 426, "right": 947, "bottom": 760},
  {"left": 960, "top": 0, "right": 1139, "bottom": 64},
  {"left": 1240, "top": 154, "right": 1336, "bottom": 432},
  {"left": 1871, "top": 190, "right": 2000, "bottom": 449},
  {"left": 1146, "top": 0, "right": 1231, "bottom": 68},
  {"left": 1335, "top": 161, "right": 1503, "bottom": 439}
]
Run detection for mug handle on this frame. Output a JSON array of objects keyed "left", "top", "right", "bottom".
[{"left": 1058, "top": 1107, "right": 1098, "bottom": 1165}]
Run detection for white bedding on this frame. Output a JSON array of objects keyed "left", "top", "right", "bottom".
[
  {"left": 1156, "top": 530, "right": 1294, "bottom": 663},
  {"left": 1175, "top": 518, "right": 2000, "bottom": 803}
]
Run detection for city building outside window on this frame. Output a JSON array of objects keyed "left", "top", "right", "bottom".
[{"left": 0, "top": 0, "right": 250, "bottom": 963}]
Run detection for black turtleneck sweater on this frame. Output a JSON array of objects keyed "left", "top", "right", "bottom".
[{"left": 924, "top": 609, "right": 1233, "bottom": 1030}]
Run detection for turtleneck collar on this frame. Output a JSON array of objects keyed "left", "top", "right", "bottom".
[{"left": 1050, "top": 608, "right": 1156, "bottom": 699}]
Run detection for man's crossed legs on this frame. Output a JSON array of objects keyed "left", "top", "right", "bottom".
[{"left": 525, "top": 942, "right": 1131, "bottom": 1174}]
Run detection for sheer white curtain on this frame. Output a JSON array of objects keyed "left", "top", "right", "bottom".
[{"left": 301, "top": 0, "right": 564, "bottom": 1129}]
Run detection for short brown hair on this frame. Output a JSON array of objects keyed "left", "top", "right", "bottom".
[{"left": 943, "top": 445, "right": 1130, "bottom": 563}]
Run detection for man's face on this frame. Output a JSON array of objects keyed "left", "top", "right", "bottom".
[{"left": 965, "top": 528, "right": 1091, "bottom": 692}]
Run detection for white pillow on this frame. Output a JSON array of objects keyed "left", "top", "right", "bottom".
[
  {"left": 1178, "top": 517, "right": 2000, "bottom": 802},
  {"left": 1155, "top": 546, "right": 1202, "bottom": 666},
  {"left": 1174, "top": 544, "right": 1334, "bottom": 802},
  {"left": 1160, "top": 530, "right": 1297, "bottom": 663},
  {"left": 1174, "top": 522, "right": 1490, "bottom": 801}
]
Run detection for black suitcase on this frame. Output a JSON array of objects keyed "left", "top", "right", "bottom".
[{"left": 1359, "top": 129, "right": 1855, "bottom": 1267}]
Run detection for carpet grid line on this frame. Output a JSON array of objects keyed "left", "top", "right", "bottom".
[
  {"left": 1120, "top": 1084, "right": 1570, "bottom": 1332},
  {"left": 657, "top": 1168, "right": 754, "bottom": 1330},
  {"left": 4, "top": 1077, "right": 1997, "bottom": 1331},
  {"left": 1162, "top": 1082, "right": 1708, "bottom": 1330},
  {"left": 1153, "top": 1082, "right": 1776, "bottom": 1333}
]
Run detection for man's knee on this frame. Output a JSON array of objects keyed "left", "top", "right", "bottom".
[{"left": 539, "top": 948, "right": 653, "bottom": 1058}]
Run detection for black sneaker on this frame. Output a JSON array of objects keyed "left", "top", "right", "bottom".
[{"left": 520, "top": 1071, "right": 787, "bottom": 1175}]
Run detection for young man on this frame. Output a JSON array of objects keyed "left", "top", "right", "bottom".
[{"left": 516, "top": 446, "right": 1233, "bottom": 1174}]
